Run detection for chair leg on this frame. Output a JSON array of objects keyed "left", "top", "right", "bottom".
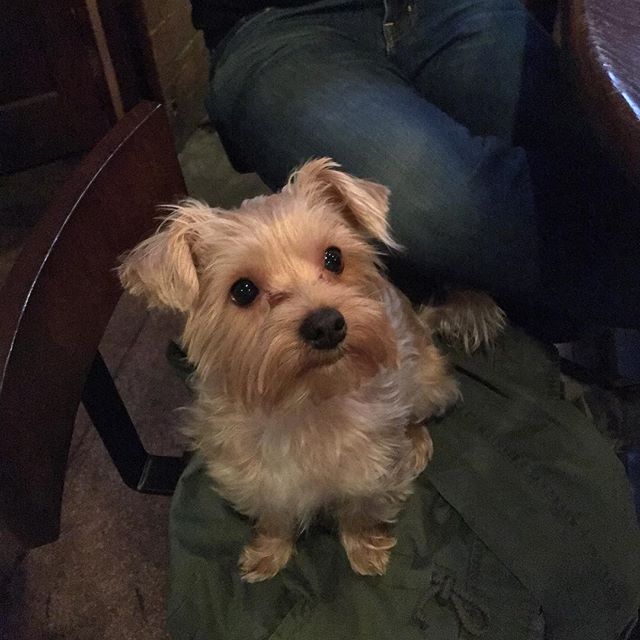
[{"left": 81, "top": 350, "right": 185, "bottom": 495}]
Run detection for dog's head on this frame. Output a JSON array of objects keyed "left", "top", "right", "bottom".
[{"left": 119, "top": 158, "right": 401, "bottom": 410}]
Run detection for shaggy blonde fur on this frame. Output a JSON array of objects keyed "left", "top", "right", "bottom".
[{"left": 119, "top": 158, "right": 503, "bottom": 582}]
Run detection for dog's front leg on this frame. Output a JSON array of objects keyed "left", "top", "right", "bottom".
[
  {"left": 239, "top": 512, "right": 298, "bottom": 583},
  {"left": 404, "top": 422, "right": 434, "bottom": 477},
  {"left": 337, "top": 498, "right": 399, "bottom": 576}
]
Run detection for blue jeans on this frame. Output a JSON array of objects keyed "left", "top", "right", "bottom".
[{"left": 206, "top": 0, "right": 639, "bottom": 334}]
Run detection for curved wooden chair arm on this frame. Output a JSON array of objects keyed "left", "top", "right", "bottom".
[
  {"left": 561, "top": 0, "right": 640, "bottom": 183},
  {"left": 0, "top": 102, "right": 186, "bottom": 548}
]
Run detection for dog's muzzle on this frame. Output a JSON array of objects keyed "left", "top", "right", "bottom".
[{"left": 299, "top": 307, "right": 347, "bottom": 350}]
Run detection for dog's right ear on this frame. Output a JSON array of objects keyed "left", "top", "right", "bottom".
[
  {"left": 289, "top": 157, "right": 402, "bottom": 250},
  {"left": 118, "top": 200, "right": 211, "bottom": 312}
]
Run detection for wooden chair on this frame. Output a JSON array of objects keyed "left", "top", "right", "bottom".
[
  {"left": 0, "top": 102, "right": 187, "bottom": 549},
  {"left": 560, "top": 0, "right": 640, "bottom": 185}
]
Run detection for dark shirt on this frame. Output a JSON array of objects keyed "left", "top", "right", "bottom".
[{"left": 191, "top": 1, "right": 308, "bottom": 48}]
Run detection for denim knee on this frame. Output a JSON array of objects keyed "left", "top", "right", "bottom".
[{"left": 372, "top": 133, "right": 540, "bottom": 298}]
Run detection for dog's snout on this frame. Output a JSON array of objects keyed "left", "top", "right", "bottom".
[{"left": 300, "top": 307, "right": 347, "bottom": 350}]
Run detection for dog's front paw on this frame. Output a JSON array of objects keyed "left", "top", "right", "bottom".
[
  {"left": 239, "top": 534, "right": 295, "bottom": 583},
  {"left": 405, "top": 423, "right": 433, "bottom": 476},
  {"left": 341, "top": 527, "right": 397, "bottom": 576}
]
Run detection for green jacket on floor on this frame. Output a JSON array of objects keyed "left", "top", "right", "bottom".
[{"left": 168, "top": 328, "right": 640, "bottom": 640}]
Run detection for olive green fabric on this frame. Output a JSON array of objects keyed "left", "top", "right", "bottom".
[{"left": 168, "top": 328, "right": 640, "bottom": 640}]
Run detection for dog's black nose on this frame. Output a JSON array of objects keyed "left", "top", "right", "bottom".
[{"left": 299, "top": 307, "right": 347, "bottom": 350}]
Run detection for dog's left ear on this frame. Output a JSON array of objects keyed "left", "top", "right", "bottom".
[
  {"left": 118, "top": 200, "right": 211, "bottom": 312},
  {"left": 290, "top": 158, "right": 401, "bottom": 250}
]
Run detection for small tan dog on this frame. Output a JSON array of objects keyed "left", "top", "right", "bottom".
[{"left": 119, "top": 158, "right": 504, "bottom": 582}]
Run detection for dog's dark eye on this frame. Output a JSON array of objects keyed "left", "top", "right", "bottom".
[
  {"left": 324, "top": 247, "right": 343, "bottom": 274},
  {"left": 230, "top": 278, "right": 259, "bottom": 306}
]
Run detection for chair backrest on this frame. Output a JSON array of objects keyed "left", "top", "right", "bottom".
[
  {"left": 0, "top": 102, "right": 186, "bottom": 548},
  {"left": 561, "top": 0, "right": 640, "bottom": 184}
]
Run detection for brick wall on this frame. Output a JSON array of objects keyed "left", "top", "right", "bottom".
[{"left": 138, "top": 0, "right": 209, "bottom": 149}]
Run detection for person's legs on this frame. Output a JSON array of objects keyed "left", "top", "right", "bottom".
[
  {"left": 208, "top": 5, "right": 543, "bottom": 313},
  {"left": 383, "top": 0, "right": 568, "bottom": 147},
  {"left": 383, "top": 0, "right": 640, "bottom": 327}
]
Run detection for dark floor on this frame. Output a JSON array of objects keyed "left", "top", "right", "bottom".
[{"left": 0, "top": 127, "right": 268, "bottom": 640}]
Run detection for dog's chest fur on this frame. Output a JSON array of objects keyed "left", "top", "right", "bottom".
[{"left": 190, "top": 286, "right": 428, "bottom": 520}]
